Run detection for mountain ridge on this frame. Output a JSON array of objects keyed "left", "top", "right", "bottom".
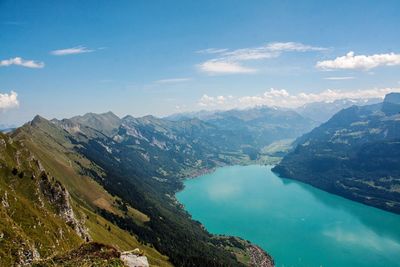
[
  {"left": 273, "top": 93, "right": 400, "bottom": 213},
  {"left": 3, "top": 109, "right": 278, "bottom": 266}
]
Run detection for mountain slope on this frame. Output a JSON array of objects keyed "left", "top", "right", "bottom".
[
  {"left": 4, "top": 114, "right": 274, "bottom": 266},
  {"left": 295, "top": 98, "right": 381, "bottom": 123},
  {"left": 3, "top": 117, "right": 172, "bottom": 266},
  {"left": 0, "top": 132, "right": 83, "bottom": 265},
  {"left": 65, "top": 111, "right": 122, "bottom": 137},
  {"left": 273, "top": 93, "right": 400, "bottom": 213}
]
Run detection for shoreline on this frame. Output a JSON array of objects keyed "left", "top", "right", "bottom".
[
  {"left": 174, "top": 163, "right": 275, "bottom": 267},
  {"left": 272, "top": 166, "right": 400, "bottom": 216}
]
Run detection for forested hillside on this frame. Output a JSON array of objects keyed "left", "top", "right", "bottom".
[{"left": 274, "top": 93, "right": 400, "bottom": 213}]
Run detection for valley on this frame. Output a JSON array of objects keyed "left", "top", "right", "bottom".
[
  {"left": 3, "top": 105, "right": 309, "bottom": 266},
  {"left": 1, "top": 93, "right": 399, "bottom": 266},
  {"left": 2, "top": 2, "right": 400, "bottom": 266}
]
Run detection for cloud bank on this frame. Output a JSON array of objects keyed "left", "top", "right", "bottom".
[
  {"left": 0, "top": 57, "right": 44, "bottom": 68},
  {"left": 50, "top": 46, "right": 94, "bottom": 56},
  {"left": 0, "top": 91, "right": 19, "bottom": 110},
  {"left": 198, "top": 42, "right": 326, "bottom": 75},
  {"left": 317, "top": 51, "right": 400, "bottom": 70},
  {"left": 198, "top": 88, "right": 400, "bottom": 109}
]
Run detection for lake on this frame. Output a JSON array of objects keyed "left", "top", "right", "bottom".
[{"left": 176, "top": 165, "right": 400, "bottom": 267}]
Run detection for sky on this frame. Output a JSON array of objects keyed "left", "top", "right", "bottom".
[{"left": 1, "top": 0, "right": 400, "bottom": 126}]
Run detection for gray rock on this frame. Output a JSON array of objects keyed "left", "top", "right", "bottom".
[{"left": 120, "top": 250, "right": 149, "bottom": 267}]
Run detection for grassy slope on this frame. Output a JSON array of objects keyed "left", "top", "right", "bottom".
[
  {"left": 0, "top": 133, "right": 82, "bottom": 265},
  {"left": 33, "top": 242, "right": 125, "bottom": 267},
  {"left": 6, "top": 121, "right": 172, "bottom": 266}
]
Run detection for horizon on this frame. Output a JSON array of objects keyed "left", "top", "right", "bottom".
[
  {"left": 5, "top": 91, "right": 394, "bottom": 128},
  {"left": 1, "top": 0, "right": 400, "bottom": 125}
]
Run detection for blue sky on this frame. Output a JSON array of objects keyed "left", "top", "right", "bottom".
[{"left": 1, "top": 0, "right": 400, "bottom": 125}]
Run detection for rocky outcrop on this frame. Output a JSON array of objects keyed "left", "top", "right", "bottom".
[
  {"left": 247, "top": 245, "right": 274, "bottom": 267},
  {"left": 120, "top": 249, "right": 149, "bottom": 267},
  {"left": 16, "top": 241, "right": 40, "bottom": 266},
  {"left": 39, "top": 172, "right": 90, "bottom": 241}
]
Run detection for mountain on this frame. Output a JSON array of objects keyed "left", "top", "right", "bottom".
[
  {"left": 382, "top": 92, "right": 400, "bottom": 115},
  {"left": 2, "top": 117, "right": 172, "bottom": 266},
  {"left": 52, "top": 111, "right": 122, "bottom": 137},
  {"left": 2, "top": 112, "right": 275, "bottom": 266},
  {"left": 201, "top": 107, "right": 317, "bottom": 148},
  {"left": 167, "top": 106, "right": 317, "bottom": 150},
  {"left": 296, "top": 98, "right": 381, "bottom": 123},
  {"left": 0, "top": 132, "right": 83, "bottom": 265},
  {"left": 273, "top": 93, "right": 400, "bottom": 214},
  {"left": 165, "top": 109, "right": 221, "bottom": 121}
]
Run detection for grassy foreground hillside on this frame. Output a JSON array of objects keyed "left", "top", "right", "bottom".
[{"left": 0, "top": 127, "right": 172, "bottom": 266}]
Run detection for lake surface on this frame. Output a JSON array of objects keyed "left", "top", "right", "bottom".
[{"left": 176, "top": 165, "right": 400, "bottom": 267}]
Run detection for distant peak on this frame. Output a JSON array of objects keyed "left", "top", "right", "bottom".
[
  {"left": 122, "top": 115, "right": 134, "bottom": 121},
  {"left": 384, "top": 92, "right": 400, "bottom": 105},
  {"left": 31, "top": 115, "right": 47, "bottom": 124},
  {"left": 382, "top": 92, "right": 400, "bottom": 115},
  {"left": 85, "top": 111, "right": 120, "bottom": 119},
  {"left": 102, "top": 111, "right": 119, "bottom": 118},
  {"left": 142, "top": 115, "right": 156, "bottom": 119}
]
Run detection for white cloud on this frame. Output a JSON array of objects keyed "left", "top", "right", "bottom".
[
  {"left": 154, "top": 78, "right": 192, "bottom": 84},
  {"left": 265, "top": 42, "right": 327, "bottom": 52},
  {"left": 0, "top": 57, "right": 44, "bottom": 68},
  {"left": 50, "top": 45, "right": 94, "bottom": 56},
  {"left": 222, "top": 48, "right": 277, "bottom": 61},
  {"left": 324, "top": 76, "right": 355, "bottom": 80},
  {"left": 197, "top": 87, "right": 400, "bottom": 109},
  {"left": 196, "top": 48, "right": 228, "bottom": 54},
  {"left": 198, "top": 94, "right": 227, "bottom": 107},
  {"left": 0, "top": 91, "right": 19, "bottom": 110},
  {"left": 198, "top": 60, "right": 256, "bottom": 74},
  {"left": 198, "top": 42, "right": 326, "bottom": 75},
  {"left": 316, "top": 51, "right": 400, "bottom": 70}
]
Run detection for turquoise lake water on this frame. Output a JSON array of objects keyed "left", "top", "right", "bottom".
[{"left": 176, "top": 165, "right": 400, "bottom": 267}]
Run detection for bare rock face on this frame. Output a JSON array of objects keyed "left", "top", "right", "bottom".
[
  {"left": 39, "top": 172, "right": 91, "bottom": 241},
  {"left": 16, "top": 242, "right": 40, "bottom": 266},
  {"left": 247, "top": 245, "right": 274, "bottom": 267},
  {"left": 120, "top": 249, "right": 149, "bottom": 267}
]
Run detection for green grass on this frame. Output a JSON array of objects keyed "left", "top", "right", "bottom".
[{"left": 1, "top": 128, "right": 173, "bottom": 266}]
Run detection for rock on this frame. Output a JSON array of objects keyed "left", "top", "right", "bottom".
[
  {"left": 1, "top": 191, "right": 9, "bottom": 208},
  {"left": 120, "top": 251, "right": 149, "bottom": 267},
  {"left": 247, "top": 245, "right": 274, "bottom": 267},
  {"left": 39, "top": 172, "right": 91, "bottom": 241}
]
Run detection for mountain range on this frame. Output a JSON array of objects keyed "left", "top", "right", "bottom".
[
  {"left": 3, "top": 105, "right": 313, "bottom": 266},
  {"left": 295, "top": 98, "right": 382, "bottom": 123},
  {"left": 273, "top": 93, "right": 400, "bottom": 213},
  {"left": 1, "top": 95, "right": 398, "bottom": 266}
]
